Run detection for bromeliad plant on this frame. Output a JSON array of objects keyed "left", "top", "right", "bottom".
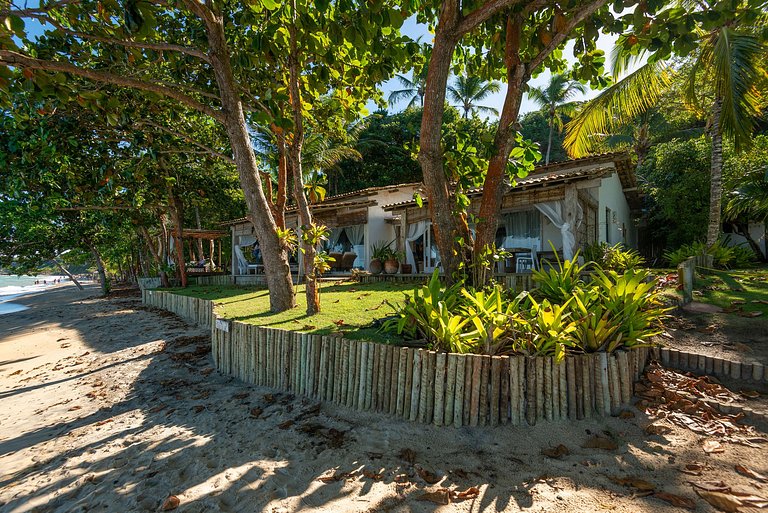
[{"left": 385, "top": 259, "right": 668, "bottom": 361}]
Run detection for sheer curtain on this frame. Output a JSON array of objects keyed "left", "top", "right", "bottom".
[
  {"left": 326, "top": 227, "right": 343, "bottom": 251},
  {"left": 345, "top": 224, "right": 366, "bottom": 267},
  {"left": 535, "top": 201, "right": 583, "bottom": 260},
  {"left": 405, "top": 220, "right": 428, "bottom": 269}
]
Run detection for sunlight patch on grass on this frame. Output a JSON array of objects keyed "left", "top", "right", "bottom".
[
  {"left": 695, "top": 268, "right": 768, "bottom": 315},
  {"left": 169, "top": 281, "right": 416, "bottom": 342}
]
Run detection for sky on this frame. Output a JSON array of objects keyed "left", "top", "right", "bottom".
[{"left": 374, "top": 15, "right": 627, "bottom": 118}]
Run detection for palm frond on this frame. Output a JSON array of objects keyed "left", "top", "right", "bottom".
[
  {"left": 474, "top": 105, "right": 499, "bottom": 116},
  {"left": 388, "top": 88, "right": 417, "bottom": 106},
  {"left": 709, "top": 28, "right": 765, "bottom": 150},
  {"left": 564, "top": 61, "right": 672, "bottom": 158}
]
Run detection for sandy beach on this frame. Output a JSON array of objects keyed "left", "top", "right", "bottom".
[{"left": 1, "top": 284, "right": 767, "bottom": 513}]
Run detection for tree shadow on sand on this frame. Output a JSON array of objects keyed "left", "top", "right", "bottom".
[{"left": 1, "top": 288, "right": 767, "bottom": 513}]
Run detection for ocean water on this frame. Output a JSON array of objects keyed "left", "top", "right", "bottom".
[{"left": 0, "top": 275, "right": 63, "bottom": 315}]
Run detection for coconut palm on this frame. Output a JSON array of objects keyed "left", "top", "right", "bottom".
[
  {"left": 527, "top": 74, "right": 587, "bottom": 164},
  {"left": 388, "top": 68, "right": 428, "bottom": 109},
  {"left": 564, "top": 11, "right": 766, "bottom": 247},
  {"left": 447, "top": 75, "right": 501, "bottom": 119}
]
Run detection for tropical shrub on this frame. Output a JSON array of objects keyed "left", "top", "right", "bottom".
[
  {"left": 531, "top": 252, "right": 590, "bottom": 304},
  {"left": 385, "top": 263, "right": 668, "bottom": 361},
  {"left": 663, "top": 239, "right": 755, "bottom": 268},
  {"left": 583, "top": 242, "right": 645, "bottom": 273}
]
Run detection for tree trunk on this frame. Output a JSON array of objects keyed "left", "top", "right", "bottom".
[
  {"left": 707, "top": 96, "right": 723, "bottom": 247},
  {"left": 54, "top": 260, "right": 84, "bottom": 290},
  {"left": 288, "top": 0, "right": 320, "bottom": 315},
  {"left": 729, "top": 222, "right": 766, "bottom": 261},
  {"left": 139, "top": 225, "right": 170, "bottom": 287},
  {"left": 90, "top": 244, "right": 109, "bottom": 296},
  {"left": 546, "top": 111, "right": 554, "bottom": 165},
  {"left": 418, "top": 4, "right": 466, "bottom": 283},
  {"left": 473, "top": 16, "right": 528, "bottom": 281},
  {"left": 275, "top": 130, "right": 288, "bottom": 229},
  {"left": 168, "top": 190, "right": 188, "bottom": 288},
  {"left": 206, "top": 13, "right": 295, "bottom": 312}
]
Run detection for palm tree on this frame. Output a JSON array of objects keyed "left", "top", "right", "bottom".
[
  {"left": 527, "top": 74, "right": 587, "bottom": 164},
  {"left": 564, "top": 11, "right": 766, "bottom": 247},
  {"left": 447, "top": 75, "right": 501, "bottom": 119},
  {"left": 388, "top": 68, "right": 428, "bottom": 109}
]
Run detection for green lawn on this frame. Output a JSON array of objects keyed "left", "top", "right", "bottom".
[
  {"left": 168, "top": 280, "right": 417, "bottom": 343},
  {"left": 694, "top": 268, "right": 768, "bottom": 315}
]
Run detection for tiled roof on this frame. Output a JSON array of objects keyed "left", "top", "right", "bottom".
[{"left": 381, "top": 152, "right": 635, "bottom": 210}]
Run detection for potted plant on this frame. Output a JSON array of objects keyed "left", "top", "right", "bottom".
[
  {"left": 384, "top": 249, "right": 404, "bottom": 274},
  {"left": 369, "top": 240, "right": 392, "bottom": 275}
]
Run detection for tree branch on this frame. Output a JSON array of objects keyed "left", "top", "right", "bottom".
[
  {"left": 528, "top": 0, "right": 610, "bottom": 72},
  {"left": 10, "top": 11, "right": 210, "bottom": 62},
  {"left": 456, "top": 0, "right": 525, "bottom": 35},
  {"left": 136, "top": 120, "right": 234, "bottom": 164},
  {"left": 0, "top": 50, "right": 225, "bottom": 122}
]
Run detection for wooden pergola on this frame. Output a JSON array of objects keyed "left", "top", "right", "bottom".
[{"left": 179, "top": 228, "right": 228, "bottom": 272}]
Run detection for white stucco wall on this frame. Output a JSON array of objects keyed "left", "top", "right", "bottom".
[
  {"left": 598, "top": 172, "right": 636, "bottom": 248},
  {"left": 724, "top": 222, "right": 767, "bottom": 256},
  {"left": 364, "top": 185, "right": 420, "bottom": 269}
]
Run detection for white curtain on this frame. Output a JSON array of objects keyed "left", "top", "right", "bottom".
[
  {"left": 345, "top": 224, "right": 366, "bottom": 268},
  {"left": 405, "top": 220, "right": 428, "bottom": 269},
  {"left": 326, "top": 227, "right": 343, "bottom": 251},
  {"left": 346, "top": 224, "right": 365, "bottom": 245},
  {"left": 535, "top": 201, "right": 583, "bottom": 261}
]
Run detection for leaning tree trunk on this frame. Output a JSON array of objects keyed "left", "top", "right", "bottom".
[
  {"left": 194, "top": 207, "right": 205, "bottom": 261},
  {"left": 206, "top": 14, "right": 295, "bottom": 312},
  {"left": 707, "top": 96, "right": 724, "bottom": 247},
  {"left": 288, "top": 1, "right": 319, "bottom": 315},
  {"left": 545, "top": 110, "right": 555, "bottom": 165},
  {"left": 90, "top": 244, "right": 110, "bottom": 296},
  {"left": 53, "top": 259, "right": 84, "bottom": 290}
]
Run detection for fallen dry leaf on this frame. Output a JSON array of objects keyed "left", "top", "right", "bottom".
[
  {"left": 618, "top": 410, "right": 635, "bottom": 419},
  {"left": 250, "top": 407, "right": 263, "bottom": 418},
  {"left": 703, "top": 440, "right": 724, "bottom": 454},
  {"left": 610, "top": 476, "right": 656, "bottom": 491},
  {"left": 418, "top": 489, "right": 451, "bottom": 505},
  {"left": 645, "top": 423, "right": 673, "bottom": 435},
  {"left": 680, "top": 463, "right": 705, "bottom": 476},
  {"left": 689, "top": 480, "right": 730, "bottom": 492},
  {"left": 740, "top": 311, "right": 763, "bottom": 318},
  {"left": 192, "top": 405, "right": 205, "bottom": 413},
  {"left": 541, "top": 444, "right": 570, "bottom": 459},
  {"left": 583, "top": 435, "right": 618, "bottom": 450},
  {"left": 161, "top": 495, "right": 180, "bottom": 511},
  {"left": 653, "top": 491, "right": 695, "bottom": 509},
  {"left": 741, "top": 390, "right": 761, "bottom": 399},
  {"left": 695, "top": 490, "right": 742, "bottom": 512},
  {"left": 277, "top": 420, "right": 294, "bottom": 430},
  {"left": 363, "top": 470, "right": 383, "bottom": 480},
  {"left": 453, "top": 487, "right": 481, "bottom": 501},
  {"left": 736, "top": 464, "right": 768, "bottom": 483},
  {"left": 301, "top": 324, "right": 317, "bottom": 330},
  {"left": 416, "top": 465, "right": 441, "bottom": 484},
  {"left": 232, "top": 392, "right": 249, "bottom": 400}
]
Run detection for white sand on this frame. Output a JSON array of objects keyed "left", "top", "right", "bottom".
[{"left": 1, "top": 284, "right": 766, "bottom": 513}]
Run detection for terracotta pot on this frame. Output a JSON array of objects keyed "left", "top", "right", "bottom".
[
  {"left": 369, "top": 258, "right": 383, "bottom": 275},
  {"left": 384, "top": 259, "right": 399, "bottom": 274},
  {"left": 400, "top": 263, "right": 412, "bottom": 274}
]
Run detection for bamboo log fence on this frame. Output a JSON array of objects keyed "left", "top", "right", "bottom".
[{"left": 144, "top": 290, "right": 652, "bottom": 426}]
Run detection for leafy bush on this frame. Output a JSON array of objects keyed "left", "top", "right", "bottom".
[
  {"left": 385, "top": 263, "right": 669, "bottom": 361},
  {"left": 663, "top": 239, "right": 755, "bottom": 269},
  {"left": 531, "top": 252, "right": 590, "bottom": 304},
  {"left": 583, "top": 242, "right": 645, "bottom": 273}
]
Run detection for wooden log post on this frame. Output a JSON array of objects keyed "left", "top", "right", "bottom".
[
  {"left": 608, "top": 354, "right": 621, "bottom": 415},
  {"left": 409, "top": 349, "right": 422, "bottom": 422},
  {"left": 479, "top": 356, "right": 490, "bottom": 426},
  {"left": 463, "top": 355, "right": 473, "bottom": 426},
  {"left": 453, "top": 355, "right": 466, "bottom": 428},
  {"left": 525, "top": 357, "right": 536, "bottom": 426},
  {"left": 469, "top": 356, "right": 482, "bottom": 427},
  {"left": 509, "top": 355, "right": 522, "bottom": 426},
  {"left": 617, "top": 351, "right": 631, "bottom": 406},
  {"left": 490, "top": 356, "right": 502, "bottom": 426},
  {"left": 434, "top": 352, "right": 447, "bottom": 426},
  {"left": 543, "top": 357, "right": 553, "bottom": 422},
  {"left": 501, "top": 357, "right": 511, "bottom": 424},
  {"left": 396, "top": 347, "right": 409, "bottom": 417},
  {"left": 403, "top": 347, "right": 414, "bottom": 417}
]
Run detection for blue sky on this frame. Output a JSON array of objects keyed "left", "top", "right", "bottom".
[{"left": 375, "top": 16, "right": 625, "bottom": 118}]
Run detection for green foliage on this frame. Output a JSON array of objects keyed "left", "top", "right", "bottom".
[
  {"left": 664, "top": 239, "right": 756, "bottom": 269},
  {"left": 531, "top": 251, "right": 590, "bottom": 304},
  {"left": 385, "top": 264, "right": 668, "bottom": 360},
  {"left": 276, "top": 227, "right": 298, "bottom": 254},
  {"left": 370, "top": 240, "right": 394, "bottom": 261},
  {"left": 583, "top": 242, "right": 645, "bottom": 273}
]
